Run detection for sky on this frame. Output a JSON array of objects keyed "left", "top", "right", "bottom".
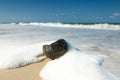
[{"left": 0, "top": 0, "right": 120, "bottom": 23}]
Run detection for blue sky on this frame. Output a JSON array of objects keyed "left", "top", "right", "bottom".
[{"left": 0, "top": 0, "right": 120, "bottom": 23}]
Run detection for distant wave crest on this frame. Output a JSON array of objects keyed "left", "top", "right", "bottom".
[{"left": 19, "top": 22, "right": 120, "bottom": 30}]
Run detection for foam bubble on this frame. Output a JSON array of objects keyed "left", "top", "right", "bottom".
[
  {"left": 40, "top": 43, "right": 119, "bottom": 80},
  {"left": 0, "top": 40, "right": 55, "bottom": 69}
]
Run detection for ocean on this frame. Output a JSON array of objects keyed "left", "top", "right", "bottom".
[{"left": 0, "top": 22, "right": 120, "bottom": 78}]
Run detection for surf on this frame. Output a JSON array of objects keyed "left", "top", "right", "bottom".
[{"left": 18, "top": 22, "right": 120, "bottom": 30}]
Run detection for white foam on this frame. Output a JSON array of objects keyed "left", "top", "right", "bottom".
[
  {"left": 0, "top": 40, "right": 55, "bottom": 69},
  {"left": 19, "top": 22, "right": 120, "bottom": 30},
  {"left": 40, "top": 43, "right": 119, "bottom": 80}
]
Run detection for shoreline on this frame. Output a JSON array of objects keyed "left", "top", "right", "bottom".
[{"left": 0, "top": 58, "right": 51, "bottom": 80}]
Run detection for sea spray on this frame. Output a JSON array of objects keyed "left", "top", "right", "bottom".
[
  {"left": 40, "top": 43, "right": 119, "bottom": 80},
  {"left": 0, "top": 41, "right": 55, "bottom": 69}
]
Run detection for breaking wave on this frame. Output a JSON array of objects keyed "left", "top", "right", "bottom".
[{"left": 18, "top": 22, "right": 120, "bottom": 30}]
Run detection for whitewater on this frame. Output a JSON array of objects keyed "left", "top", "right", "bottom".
[
  {"left": 40, "top": 43, "right": 119, "bottom": 80},
  {"left": 19, "top": 22, "right": 120, "bottom": 30},
  {"left": 0, "top": 23, "right": 120, "bottom": 79}
]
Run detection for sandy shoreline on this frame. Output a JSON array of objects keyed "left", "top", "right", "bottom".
[{"left": 0, "top": 58, "right": 50, "bottom": 80}]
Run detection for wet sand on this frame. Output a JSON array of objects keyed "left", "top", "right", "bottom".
[{"left": 0, "top": 58, "right": 50, "bottom": 80}]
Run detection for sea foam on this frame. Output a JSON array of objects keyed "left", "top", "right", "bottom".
[
  {"left": 0, "top": 41, "right": 54, "bottom": 69},
  {"left": 40, "top": 43, "right": 120, "bottom": 80},
  {"left": 19, "top": 22, "right": 120, "bottom": 30}
]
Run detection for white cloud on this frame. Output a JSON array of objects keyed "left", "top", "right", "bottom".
[
  {"left": 113, "top": 13, "right": 120, "bottom": 16},
  {"left": 95, "top": 16, "right": 103, "bottom": 20},
  {"left": 109, "top": 12, "right": 120, "bottom": 18}
]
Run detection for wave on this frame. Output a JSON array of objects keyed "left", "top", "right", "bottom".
[{"left": 18, "top": 22, "right": 120, "bottom": 30}]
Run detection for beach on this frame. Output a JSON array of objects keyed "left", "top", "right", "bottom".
[
  {"left": 0, "top": 23, "right": 120, "bottom": 80},
  {"left": 0, "top": 0, "right": 120, "bottom": 79},
  {"left": 0, "top": 58, "right": 50, "bottom": 80}
]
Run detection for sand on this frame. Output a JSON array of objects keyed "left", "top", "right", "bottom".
[{"left": 0, "top": 58, "right": 51, "bottom": 80}]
